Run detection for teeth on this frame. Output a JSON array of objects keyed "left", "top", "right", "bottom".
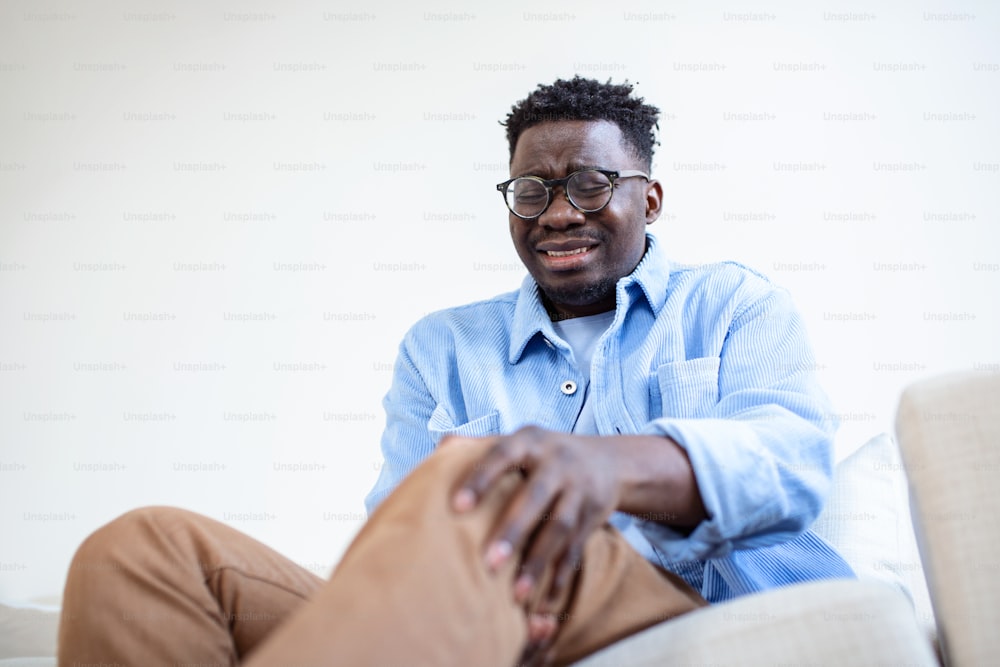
[{"left": 546, "top": 247, "right": 589, "bottom": 257}]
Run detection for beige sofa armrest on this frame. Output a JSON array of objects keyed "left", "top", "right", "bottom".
[
  {"left": 573, "top": 579, "right": 936, "bottom": 667},
  {"left": 896, "top": 371, "right": 1000, "bottom": 667}
]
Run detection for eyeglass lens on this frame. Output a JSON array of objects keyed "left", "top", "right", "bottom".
[{"left": 506, "top": 170, "right": 613, "bottom": 218}]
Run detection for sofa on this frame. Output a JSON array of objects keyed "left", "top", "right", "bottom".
[
  {"left": 3, "top": 371, "right": 996, "bottom": 666},
  {"left": 578, "top": 370, "right": 998, "bottom": 666}
]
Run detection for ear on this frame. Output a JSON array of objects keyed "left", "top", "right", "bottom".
[{"left": 644, "top": 179, "right": 664, "bottom": 224}]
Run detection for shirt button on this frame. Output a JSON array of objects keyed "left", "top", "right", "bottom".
[{"left": 560, "top": 380, "right": 577, "bottom": 395}]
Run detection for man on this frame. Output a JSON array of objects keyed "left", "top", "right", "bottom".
[{"left": 58, "top": 77, "right": 852, "bottom": 666}]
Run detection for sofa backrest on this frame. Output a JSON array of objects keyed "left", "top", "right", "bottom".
[{"left": 896, "top": 371, "right": 1000, "bottom": 667}]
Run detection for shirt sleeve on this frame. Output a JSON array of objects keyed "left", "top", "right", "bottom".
[
  {"left": 637, "top": 286, "right": 838, "bottom": 562},
  {"left": 364, "top": 333, "right": 439, "bottom": 515}
]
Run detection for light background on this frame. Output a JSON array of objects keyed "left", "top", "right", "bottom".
[{"left": 1, "top": 1, "right": 997, "bottom": 601}]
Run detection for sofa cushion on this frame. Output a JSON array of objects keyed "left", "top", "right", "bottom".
[
  {"left": 574, "top": 579, "right": 937, "bottom": 666},
  {"left": 812, "top": 432, "right": 934, "bottom": 634}
]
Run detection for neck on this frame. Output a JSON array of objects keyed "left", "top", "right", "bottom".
[{"left": 542, "top": 294, "right": 615, "bottom": 321}]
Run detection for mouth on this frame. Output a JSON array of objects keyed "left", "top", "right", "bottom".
[
  {"left": 544, "top": 246, "right": 592, "bottom": 258},
  {"left": 534, "top": 241, "right": 598, "bottom": 271}
]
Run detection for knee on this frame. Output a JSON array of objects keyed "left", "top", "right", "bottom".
[
  {"left": 421, "top": 438, "right": 494, "bottom": 481},
  {"left": 66, "top": 506, "right": 193, "bottom": 584},
  {"left": 418, "top": 439, "right": 524, "bottom": 510},
  {"left": 370, "top": 441, "right": 493, "bottom": 517}
]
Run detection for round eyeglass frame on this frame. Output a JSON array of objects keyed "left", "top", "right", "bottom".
[{"left": 495, "top": 168, "right": 650, "bottom": 220}]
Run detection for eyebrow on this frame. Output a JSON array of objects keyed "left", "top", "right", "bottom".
[{"left": 512, "top": 163, "right": 604, "bottom": 179}]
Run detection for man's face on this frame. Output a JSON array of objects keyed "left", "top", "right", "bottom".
[{"left": 507, "top": 120, "right": 662, "bottom": 319}]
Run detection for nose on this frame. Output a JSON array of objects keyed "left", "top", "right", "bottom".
[{"left": 536, "top": 186, "right": 585, "bottom": 230}]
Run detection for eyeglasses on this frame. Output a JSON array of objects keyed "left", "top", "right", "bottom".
[{"left": 496, "top": 168, "right": 649, "bottom": 220}]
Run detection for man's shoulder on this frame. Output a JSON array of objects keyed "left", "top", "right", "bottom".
[
  {"left": 405, "top": 289, "right": 521, "bottom": 339},
  {"left": 663, "top": 259, "right": 800, "bottom": 331},
  {"left": 667, "top": 259, "right": 777, "bottom": 298},
  {"left": 421, "top": 288, "right": 520, "bottom": 321}
]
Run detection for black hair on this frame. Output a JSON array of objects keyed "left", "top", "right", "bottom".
[{"left": 501, "top": 76, "right": 660, "bottom": 170}]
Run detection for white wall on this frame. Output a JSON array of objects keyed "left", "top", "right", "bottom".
[{"left": 1, "top": 0, "right": 997, "bottom": 601}]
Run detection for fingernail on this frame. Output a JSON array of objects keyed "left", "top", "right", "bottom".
[
  {"left": 514, "top": 573, "right": 534, "bottom": 603},
  {"left": 485, "top": 540, "right": 512, "bottom": 570},
  {"left": 453, "top": 488, "right": 475, "bottom": 512},
  {"left": 527, "top": 614, "right": 546, "bottom": 641}
]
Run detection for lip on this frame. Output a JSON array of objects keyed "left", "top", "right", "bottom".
[{"left": 535, "top": 238, "right": 597, "bottom": 253}]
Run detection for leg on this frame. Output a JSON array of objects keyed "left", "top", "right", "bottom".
[
  {"left": 59, "top": 442, "right": 705, "bottom": 667},
  {"left": 58, "top": 506, "right": 323, "bottom": 667},
  {"left": 244, "top": 441, "right": 706, "bottom": 667}
]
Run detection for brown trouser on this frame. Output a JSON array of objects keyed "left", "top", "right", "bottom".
[{"left": 58, "top": 440, "right": 706, "bottom": 667}]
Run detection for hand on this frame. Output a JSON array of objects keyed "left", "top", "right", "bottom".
[{"left": 451, "top": 426, "right": 622, "bottom": 619}]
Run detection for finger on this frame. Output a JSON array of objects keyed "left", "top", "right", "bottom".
[
  {"left": 450, "top": 436, "right": 518, "bottom": 513},
  {"left": 527, "top": 612, "right": 558, "bottom": 643},
  {"left": 543, "top": 538, "right": 586, "bottom": 615},
  {"left": 454, "top": 426, "right": 549, "bottom": 513},
  {"left": 514, "top": 490, "right": 582, "bottom": 606},
  {"left": 529, "top": 614, "right": 561, "bottom": 667},
  {"left": 485, "top": 467, "right": 562, "bottom": 572},
  {"left": 538, "top": 505, "right": 605, "bottom": 617},
  {"left": 519, "top": 613, "right": 560, "bottom": 667}
]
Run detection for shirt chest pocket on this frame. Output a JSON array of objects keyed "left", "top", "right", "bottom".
[
  {"left": 427, "top": 404, "right": 502, "bottom": 444},
  {"left": 649, "top": 357, "right": 721, "bottom": 420}
]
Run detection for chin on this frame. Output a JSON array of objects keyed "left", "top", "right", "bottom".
[{"left": 540, "top": 278, "right": 617, "bottom": 310}]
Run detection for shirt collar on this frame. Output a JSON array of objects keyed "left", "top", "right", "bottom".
[{"left": 508, "top": 233, "right": 671, "bottom": 363}]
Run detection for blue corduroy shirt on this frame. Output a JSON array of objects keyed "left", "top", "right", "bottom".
[{"left": 366, "top": 234, "right": 854, "bottom": 602}]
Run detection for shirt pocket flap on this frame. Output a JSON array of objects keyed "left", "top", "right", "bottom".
[
  {"left": 655, "top": 356, "right": 721, "bottom": 419},
  {"left": 428, "top": 404, "right": 502, "bottom": 443}
]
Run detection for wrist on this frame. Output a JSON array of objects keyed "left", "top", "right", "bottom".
[{"left": 608, "top": 434, "right": 706, "bottom": 528}]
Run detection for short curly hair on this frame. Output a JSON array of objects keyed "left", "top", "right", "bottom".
[{"left": 501, "top": 76, "right": 660, "bottom": 170}]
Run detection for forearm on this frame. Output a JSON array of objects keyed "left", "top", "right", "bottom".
[
  {"left": 609, "top": 434, "right": 707, "bottom": 529},
  {"left": 634, "top": 411, "right": 834, "bottom": 561}
]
